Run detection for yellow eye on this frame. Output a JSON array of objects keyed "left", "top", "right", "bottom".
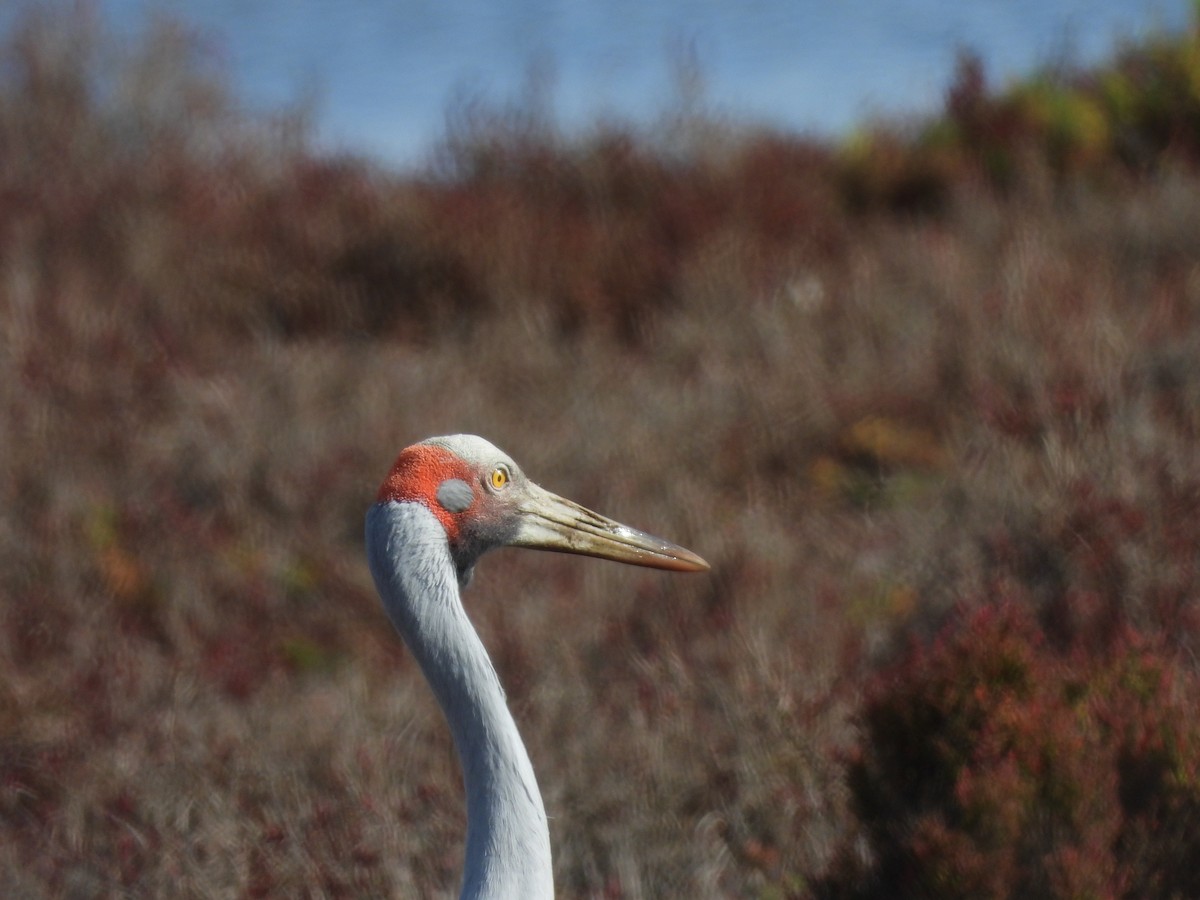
[{"left": 489, "top": 467, "right": 509, "bottom": 490}]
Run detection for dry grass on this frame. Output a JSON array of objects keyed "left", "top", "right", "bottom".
[{"left": 4, "top": 6, "right": 1200, "bottom": 898}]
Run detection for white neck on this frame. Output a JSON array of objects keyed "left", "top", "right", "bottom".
[{"left": 366, "top": 501, "right": 554, "bottom": 900}]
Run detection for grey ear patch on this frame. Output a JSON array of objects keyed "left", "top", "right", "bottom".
[{"left": 437, "top": 478, "right": 474, "bottom": 513}]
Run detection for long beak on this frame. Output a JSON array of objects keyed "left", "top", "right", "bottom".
[{"left": 509, "top": 483, "right": 709, "bottom": 572}]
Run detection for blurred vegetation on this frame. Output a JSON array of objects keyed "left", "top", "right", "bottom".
[
  {"left": 819, "top": 601, "right": 1200, "bottom": 899},
  {"left": 3, "top": 3, "right": 1200, "bottom": 897}
]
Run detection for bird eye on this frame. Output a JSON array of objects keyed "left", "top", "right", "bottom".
[{"left": 489, "top": 466, "right": 509, "bottom": 490}]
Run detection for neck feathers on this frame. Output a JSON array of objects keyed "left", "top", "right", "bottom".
[{"left": 366, "top": 501, "right": 554, "bottom": 899}]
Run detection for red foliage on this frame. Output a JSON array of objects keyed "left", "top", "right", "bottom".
[{"left": 820, "top": 600, "right": 1200, "bottom": 899}]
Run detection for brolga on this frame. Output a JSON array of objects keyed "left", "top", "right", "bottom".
[{"left": 365, "top": 434, "right": 708, "bottom": 899}]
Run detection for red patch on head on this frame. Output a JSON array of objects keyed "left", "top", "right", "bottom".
[{"left": 376, "top": 443, "right": 476, "bottom": 540}]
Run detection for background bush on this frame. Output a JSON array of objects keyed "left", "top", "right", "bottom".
[{"left": 820, "top": 600, "right": 1200, "bottom": 899}]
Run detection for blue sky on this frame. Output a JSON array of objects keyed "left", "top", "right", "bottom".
[{"left": 56, "top": 1, "right": 1200, "bottom": 167}]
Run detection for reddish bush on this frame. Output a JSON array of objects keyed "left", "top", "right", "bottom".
[{"left": 820, "top": 600, "right": 1200, "bottom": 899}]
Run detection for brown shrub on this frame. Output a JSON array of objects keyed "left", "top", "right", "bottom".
[{"left": 821, "top": 600, "right": 1200, "bottom": 899}]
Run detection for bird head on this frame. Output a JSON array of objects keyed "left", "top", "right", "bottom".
[{"left": 376, "top": 434, "right": 709, "bottom": 584}]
